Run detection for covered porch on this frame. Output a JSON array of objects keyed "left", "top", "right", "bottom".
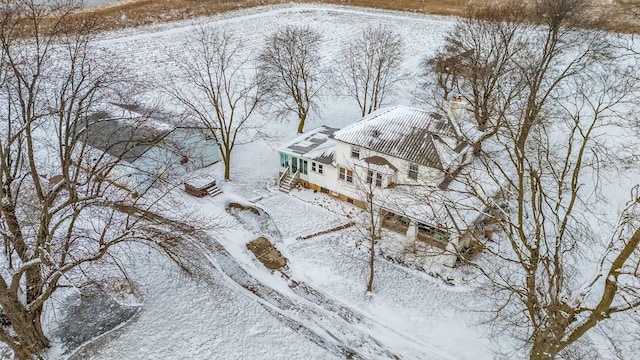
[{"left": 380, "top": 209, "right": 450, "bottom": 249}]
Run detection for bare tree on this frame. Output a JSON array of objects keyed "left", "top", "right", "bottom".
[
  {"left": 335, "top": 151, "right": 385, "bottom": 293},
  {"left": 338, "top": 25, "right": 405, "bottom": 117},
  {"left": 258, "top": 26, "right": 322, "bottom": 134},
  {"left": 431, "top": 1, "right": 640, "bottom": 358},
  {"left": 0, "top": 1, "right": 200, "bottom": 359},
  {"left": 354, "top": 161, "right": 382, "bottom": 293},
  {"left": 171, "top": 29, "right": 264, "bottom": 181},
  {"left": 421, "top": 3, "right": 527, "bottom": 154}
]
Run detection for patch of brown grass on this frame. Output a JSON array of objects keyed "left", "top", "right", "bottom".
[
  {"left": 66, "top": 0, "right": 469, "bottom": 33},
  {"left": 320, "top": 0, "right": 469, "bottom": 16},
  {"left": 64, "top": 0, "right": 640, "bottom": 35}
]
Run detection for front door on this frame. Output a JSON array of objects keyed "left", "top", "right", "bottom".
[{"left": 291, "top": 156, "right": 298, "bottom": 173}]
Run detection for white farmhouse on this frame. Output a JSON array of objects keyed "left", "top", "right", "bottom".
[{"left": 278, "top": 105, "right": 479, "bottom": 257}]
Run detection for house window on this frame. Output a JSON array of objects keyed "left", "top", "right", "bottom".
[
  {"left": 417, "top": 222, "right": 449, "bottom": 243},
  {"left": 300, "top": 159, "right": 308, "bottom": 175},
  {"left": 311, "top": 162, "right": 316, "bottom": 172},
  {"left": 367, "top": 170, "right": 384, "bottom": 187},
  {"left": 280, "top": 153, "right": 289, "bottom": 168},
  {"left": 318, "top": 164, "right": 323, "bottom": 174},
  {"left": 408, "top": 163, "right": 419, "bottom": 180},
  {"left": 339, "top": 167, "right": 353, "bottom": 182},
  {"left": 351, "top": 146, "right": 360, "bottom": 158}
]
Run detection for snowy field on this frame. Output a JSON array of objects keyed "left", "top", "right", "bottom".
[{"left": 20, "top": 3, "right": 637, "bottom": 360}]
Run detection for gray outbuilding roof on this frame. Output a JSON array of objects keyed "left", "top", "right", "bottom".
[
  {"left": 77, "top": 106, "right": 221, "bottom": 168},
  {"left": 77, "top": 111, "right": 169, "bottom": 164}
]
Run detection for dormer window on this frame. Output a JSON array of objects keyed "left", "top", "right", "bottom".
[
  {"left": 351, "top": 146, "right": 360, "bottom": 158},
  {"left": 367, "top": 170, "right": 384, "bottom": 187}
]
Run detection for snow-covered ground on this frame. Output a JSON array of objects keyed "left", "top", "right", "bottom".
[
  {"left": 66, "top": 248, "right": 339, "bottom": 360},
  {"left": 36, "top": 5, "right": 497, "bottom": 360},
  {"left": 17, "top": 3, "right": 635, "bottom": 360}
]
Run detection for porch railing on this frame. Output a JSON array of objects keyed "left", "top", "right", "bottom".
[
  {"left": 290, "top": 169, "right": 300, "bottom": 182},
  {"left": 278, "top": 167, "right": 290, "bottom": 185}
]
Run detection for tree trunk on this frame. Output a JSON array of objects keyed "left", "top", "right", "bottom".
[
  {"left": 366, "top": 234, "right": 375, "bottom": 292},
  {"left": 224, "top": 159, "right": 231, "bottom": 181},
  {"left": 529, "top": 351, "right": 557, "bottom": 360},
  {"left": 472, "top": 139, "right": 483, "bottom": 156},
  {"left": 297, "top": 114, "right": 306, "bottom": 134},
  {"left": 530, "top": 333, "right": 561, "bottom": 360},
  {"left": 11, "top": 328, "right": 49, "bottom": 360},
  {"left": 3, "top": 306, "right": 50, "bottom": 360},
  {"left": 7, "top": 342, "right": 38, "bottom": 360}
]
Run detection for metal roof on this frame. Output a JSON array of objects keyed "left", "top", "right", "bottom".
[{"left": 333, "top": 106, "right": 463, "bottom": 170}]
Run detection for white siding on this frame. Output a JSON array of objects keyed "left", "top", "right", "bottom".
[
  {"left": 282, "top": 139, "right": 447, "bottom": 201},
  {"left": 333, "top": 140, "right": 444, "bottom": 189},
  {"left": 308, "top": 162, "right": 338, "bottom": 191}
]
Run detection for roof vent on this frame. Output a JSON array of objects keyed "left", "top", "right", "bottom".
[{"left": 372, "top": 129, "right": 381, "bottom": 138}]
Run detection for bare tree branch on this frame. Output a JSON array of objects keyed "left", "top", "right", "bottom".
[
  {"left": 258, "top": 25, "right": 322, "bottom": 134},
  {"left": 338, "top": 25, "right": 404, "bottom": 117}
]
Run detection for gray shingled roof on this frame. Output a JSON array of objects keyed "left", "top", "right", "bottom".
[
  {"left": 111, "top": 103, "right": 200, "bottom": 128},
  {"left": 278, "top": 126, "right": 339, "bottom": 165},
  {"left": 333, "top": 106, "right": 461, "bottom": 170}
]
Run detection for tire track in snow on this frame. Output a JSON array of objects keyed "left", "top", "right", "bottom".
[
  {"left": 204, "top": 204, "right": 459, "bottom": 360},
  {"left": 113, "top": 185, "right": 457, "bottom": 358},
  {"left": 118, "top": 204, "right": 394, "bottom": 359}
]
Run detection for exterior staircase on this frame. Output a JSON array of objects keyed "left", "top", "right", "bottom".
[
  {"left": 205, "top": 182, "right": 223, "bottom": 197},
  {"left": 278, "top": 170, "right": 299, "bottom": 193}
]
